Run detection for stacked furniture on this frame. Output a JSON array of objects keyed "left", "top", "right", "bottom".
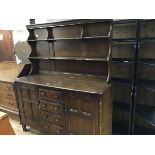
[
  {"left": 0, "top": 30, "right": 14, "bottom": 61},
  {"left": 135, "top": 20, "right": 155, "bottom": 134},
  {"left": 0, "top": 61, "right": 31, "bottom": 114},
  {"left": 15, "top": 19, "right": 113, "bottom": 135},
  {"left": 112, "top": 20, "right": 139, "bottom": 134}
]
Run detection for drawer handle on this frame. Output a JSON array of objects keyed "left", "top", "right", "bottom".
[
  {"left": 69, "top": 109, "right": 78, "bottom": 113},
  {"left": 54, "top": 107, "right": 58, "bottom": 111},
  {"left": 56, "top": 130, "right": 61, "bottom": 134},
  {"left": 44, "top": 125, "right": 49, "bottom": 129},
  {"left": 42, "top": 104, "right": 46, "bottom": 107},
  {"left": 55, "top": 118, "right": 59, "bottom": 122},
  {"left": 53, "top": 95, "right": 57, "bottom": 99},
  {"left": 82, "top": 112, "right": 92, "bottom": 117}
]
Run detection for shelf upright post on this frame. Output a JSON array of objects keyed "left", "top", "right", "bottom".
[
  {"left": 128, "top": 19, "right": 140, "bottom": 134},
  {"left": 30, "top": 19, "right": 35, "bottom": 24}
]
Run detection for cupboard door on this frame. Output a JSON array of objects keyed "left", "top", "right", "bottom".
[
  {"left": 67, "top": 110, "right": 96, "bottom": 135},
  {"left": 17, "top": 85, "right": 40, "bottom": 123},
  {"left": 65, "top": 93, "right": 98, "bottom": 135}
]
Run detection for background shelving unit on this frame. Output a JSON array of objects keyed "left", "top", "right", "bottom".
[
  {"left": 112, "top": 19, "right": 139, "bottom": 134},
  {"left": 112, "top": 19, "right": 155, "bottom": 135},
  {"left": 134, "top": 19, "right": 155, "bottom": 134}
]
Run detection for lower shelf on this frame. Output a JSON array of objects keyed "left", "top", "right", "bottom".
[
  {"left": 113, "top": 121, "right": 155, "bottom": 135},
  {"left": 136, "top": 104, "right": 155, "bottom": 127}
]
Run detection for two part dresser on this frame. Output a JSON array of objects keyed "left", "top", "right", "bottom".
[
  {"left": 0, "top": 61, "right": 31, "bottom": 114},
  {"left": 15, "top": 19, "right": 113, "bottom": 135}
]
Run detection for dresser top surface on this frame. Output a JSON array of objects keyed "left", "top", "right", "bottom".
[{"left": 15, "top": 73, "right": 111, "bottom": 94}]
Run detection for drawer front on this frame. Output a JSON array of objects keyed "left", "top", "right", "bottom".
[
  {"left": 0, "top": 90, "right": 16, "bottom": 100},
  {"left": 0, "top": 82, "right": 13, "bottom": 91},
  {"left": 42, "top": 122, "right": 64, "bottom": 134},
  {"left": 39, "top": 89, "right": 63, "bottom": 102},
  {"left": 40, "top": 101, "right": 64, "bottom": 114},
  {"left": 0, "top": 97, "right": 17, "bottom": 110},
  {"left": 41, "top": 111, "right": 64, "bottom": 126}
]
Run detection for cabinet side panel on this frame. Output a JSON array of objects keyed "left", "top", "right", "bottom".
[{"left": 99, "top": 87, "right": 112, "bottom": 134}]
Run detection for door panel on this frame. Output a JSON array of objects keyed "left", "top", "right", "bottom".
[
  {"left": 65, "top": 93, "right": 98, "bottom": 135},
  {"left": 17, "top": 84, "right": 40, "bottom": 123}
]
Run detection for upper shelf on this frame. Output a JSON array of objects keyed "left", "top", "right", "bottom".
[
  {"left": 26, "top": 19, "right": 112, "bottom": 29},
  {"left": 113, "top": 19, "right": 137, "bottom": 25},
  {"left": 29, "top": 56, "right": 108, "bottom": 62},
  {"left": 27, "top": 35, "right": 110, "bottom": 42}
]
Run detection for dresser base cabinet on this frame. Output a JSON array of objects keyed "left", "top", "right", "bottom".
[{"left": 15, "top": 80, "right": 112, "bottom": 135}]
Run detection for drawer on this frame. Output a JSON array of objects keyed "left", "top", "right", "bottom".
[
  {"left": 39, "top": 89, "right": 63, "bottom": 102},
  {"left": 0, "top": 91, "right": 16, "bottom": 100},
  {"left": 41, "top": 111, "right": 64, "bottom": 126},
  {"left": 40, "top": 101, "right": 64, "bottom": 114},
  {"left": 42, "top": 122, "right": 64, "bottom": 135},
  {"left": 0, "top": 82, "right": 13, "bottom": 91},
  {"left": 0, "top": 97, "right": 17, "bottom": 110}
]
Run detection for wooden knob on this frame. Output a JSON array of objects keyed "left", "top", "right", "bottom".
[
  {"left": 44, "top": 125, "right": 49, "bottom": 129},
  {"left": 54, "top": 107, "right": 57, "bottom": 110},
  {"left": 55, "top": 118, "right": 59, "bottom": 122},
  {"left": 53, "top": 95, "right": 57, "bottom": 99},
  {"left": 43, "top": 104, "right": 46, "bottom": 107},
  {"left": 56, "top": 130, "right": 60, "bottom": 133}
]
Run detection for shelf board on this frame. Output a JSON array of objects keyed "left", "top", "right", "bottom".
[
  {"left": 139, "top": 58, "right": 155, "bottom": 66},
  {"left": 112, "top": 58, "right": 134, "bottom": 63},
  {"left": 140, "top": 37, "right": 155, "bottom": 42},
  {"left": 136, "top": 104, "right": 155, "bottom": 127},
  {"left": 113, "top": 121, "right": 155, "bottom": 135},
  {"left": 27, "top": 36, "right": 110, "bottom": 42},
  {"left": 26, "top": 19, "right": 112, "bottom": 29},
  {"left": 139, "top": 80, "right": 155, "bottom": 91},
  {"left": 29, "top": 56, "right": 108, "bottom": 62},
  {"left": 113, "top": 38, "right": 136, "bottom": 43},
  {"left": 113, "top": 19, "right": 137, "bottom": 25},
  {"left": 112, "top": 78, "right": 132, "bottom": 85}
]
